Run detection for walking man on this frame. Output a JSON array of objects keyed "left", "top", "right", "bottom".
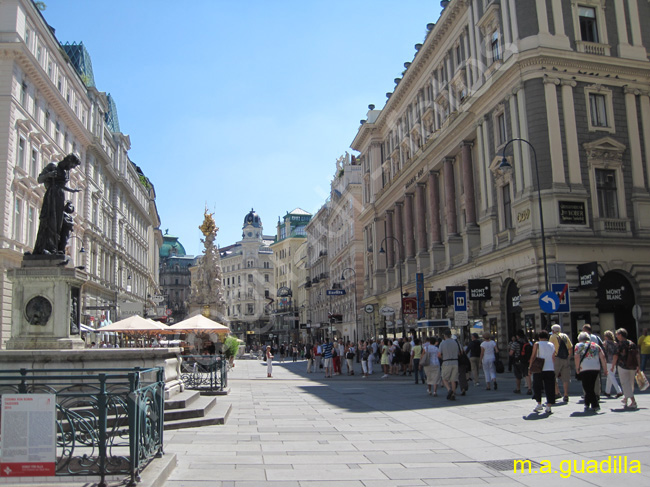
[{"left": 438, "top": 330, "right": 459, "bottom": 401}]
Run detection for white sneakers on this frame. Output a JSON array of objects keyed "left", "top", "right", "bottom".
[{"left": 534, "top": 403, "right": 553, "bottom": 414}]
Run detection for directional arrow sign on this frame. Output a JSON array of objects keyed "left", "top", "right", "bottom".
[{"left": 539, "top": 291, "right": 560, "bottom": 313}]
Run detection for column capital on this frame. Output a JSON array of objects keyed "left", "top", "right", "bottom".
[
  {"left": 443, "top": 156, "right": 456, "bottom": 164},
  {"left": 394, "top": 201, "right": 404, "bottom": 208},
  {"left": 560, "top": 79, "right": 577, "bottom": 88},
  {"left": 384, "top": 209, "right": 393, "bottom": 216},
  {"left": 416, "top": 182, "right": 427, "bottom": 189},
  {"left": 460, "top": 140, "right": 474, "bottom": 149},
  {"left": 429, "top": 169, "right": 440, "bottom": 177},
  {"left": 624, "top": 85, "right": 642, "bottom": 96},
  {"left": 543, "top": 75, "right": 561, "bottom": 86},
  {"left": 511, "top": 83, "right": 523, "bottom": 95}
]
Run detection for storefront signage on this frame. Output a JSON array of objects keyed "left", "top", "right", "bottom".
[
  {"left": 512, "top": 295, "right": 521, "bottom": 308},
  {"left": 429, "top": 290, "right": 447, "bottom": 308},
  {"left": 577, "top": 261, "right": 599, "bottom": 289},
  {"left": 402, "top": 297, "right": 418, "bottom": 315},
  {"left": 379, "top": 306, "right": 395, "bottom": 317},
  {"left": 1, "top": 394, "right": 56, "bottom": 477},
  {"left": 468, "top": 279, "right": 491, "bottom": 300},
  {"left": 558, "top": 201, "right": 586, "bottom": 225}
]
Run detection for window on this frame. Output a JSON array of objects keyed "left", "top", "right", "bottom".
[
  {"left": 248, "top": 274, "right": 253, "bottom": 283},
  {"left": 247, "top": 288, "right": 253, "bottom": 298},
  {"left": 502, "top": 184, "right": 512, "bottom": 229},
  {"left": 30, "top": 149, "right": 39, "bottom": 178},
  {"left": 17, "top": 137, "right": 26, "bottom": 170},
  {"left": 497, "top": 112, "right": 507, "bottom": 146},
  {"left": 27, "top": 206, "right": 35, "bottom": 245},
  {"left": 14, "top": 198, "right": 23, "bottom": 241},
  {"left": 579, "top": 6, "right": 598, "bottom": 43},
  {"left": 20, "top": 82, "right": 27, "bottom": 106},
  {"left": 265, "top": 274, "right": 270, "bottom": 283},
  {"left": 47, "top": 62, "right": 52, "bottom": 78},
  {"left": 247, "top": 304, "right": 254, "bottom": 315},
  {"left": 491, "top": 30, "right": 501, "bottom": 61},
  {"left": 589, "top": 93, "right": 607, "bottom": 127},
  {"left": 44, "top": 110, "right": 50, "bottom": 132},
  {"left": 595, "top": 169, "right": 618, "bottom": 218}
]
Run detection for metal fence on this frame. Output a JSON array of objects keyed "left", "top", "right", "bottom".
[
  {"left": 179, "top": 354, "right": 227, "bottom": 392},
  {"left": 0, "top": 367, "right": 165, "bottom": 487}
]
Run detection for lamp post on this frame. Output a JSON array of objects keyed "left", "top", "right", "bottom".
[
  {"left": 499, "top": 138, "right": 549, "bottom": 293},
  {"left": 340, "top": 267, "right": 359, "bottom": 342},
  {"left": 379, "top": 236, "right": 405, "bottom": 337}
]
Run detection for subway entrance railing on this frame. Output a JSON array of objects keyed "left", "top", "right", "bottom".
[{"left": 0, "top": 367, "right": 165, "bottom": 487}]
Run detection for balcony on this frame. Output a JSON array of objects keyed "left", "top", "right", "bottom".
[
  {"left": 576, "top": 41, "right": 610, "bottom": 56},
  {"left": 595, "top": 218, "right": 629, "bottom": 233}
]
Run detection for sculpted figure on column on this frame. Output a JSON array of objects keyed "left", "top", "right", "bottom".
[{"left": 31, "top": 154, "right": 82, "bottom": 255}]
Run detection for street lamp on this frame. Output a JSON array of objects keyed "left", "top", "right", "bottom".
[
  {"left": 499, "top": 138, "right": 549, "bottom": 292},
  {"left": 340, "top": 267, "right": 359, "bottom": 342},
  {"left": 379, "top": 236, "right": 405, "bottom": 337}
]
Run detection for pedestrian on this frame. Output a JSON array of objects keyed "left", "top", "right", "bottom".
[
  {"left": 438, "top": 330, "right": 459, "bottom": 401},
  {"left": 345, "top": 342, "right": 355, "bottom": 375},
  {"left": 508, "top": 336, "right": 517, "bottom": 372},
  {"left": 574, "top": 332, "right": 608, "bottom": 412},
  {"left": 381, "top": 339, "right": 391, "bottom": 379},
  {"left": 313, "top": 341, "right": 322, "bottom": 371},
  {"left": 332, "top": 340, "right": 341, "bottom": 375},
  {"left": 422, "top": 337, "right": 441, "bottom": 396},
  {"left": 367, "top": 339, "right": 376, "bottom": 375},
  {"left": 411, "top": 338, "right": 423, "bottom": 384},
  {"left": 639, "top": 328, "right": 650, "bottom": 372},
  {"left": 279, "top": 343, "right": 286, "bottom": 363},
  {"left": 322, "top": 338, "right": 334, "bottom": 378},
  {"left": 468, "top": 333, "right": 481, "bottom": 386},
  {"left": 549, "top": 324, "right": 573, "bottom": 403},
  {"left": 611, "top": 328, "right": 640, "bottom": 409},
  {"left": 602, "top": 330, "right": 623, "bottom": 398},
  {"left": 292, "top": 344, "right": 298, "bottom": 362},
  {"left": 582, "top": 324, "right": 603, "bottom": 396},
  {"left": 480, "top": 332, "right": 499, "bottom": 390},
  {"left": 361, "top": 342, "right": 370, "bottom": 377},
  {"left": 530, "top": 330, "right": 556, "bottom": 414},
  {"left": 266, "top": 345, "right": 274, "bottom": 378},
  {"left": 305, "top": 344, "right": 313, "bottom": 373},
  {"left": 511, "top": 329, "right": 533, "bottom": 394},
  {"left": 401, "top": 338, "right": 412, "bottom": 376}
]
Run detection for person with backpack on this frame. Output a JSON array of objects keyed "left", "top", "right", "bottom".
[
  {"left": 511, "top": 329, "right": 533, "bottom": 394},
  {"left": 611, "top": 328, "right": 640, "bottom": 409},
  {"left": 468, "top": 333, "right": 482, "bottom": 386},
  {"left": 582, "top": 324, "right": 603, "bottom": 396},
  {"left": 549, "top": 324, "right": 573, "bottom": 403}
]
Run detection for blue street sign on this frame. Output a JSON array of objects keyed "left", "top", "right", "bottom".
[
  {"left": 551, "top": 282, "right": 571, "bottom": 313},
  {"left": 453, "top": 291, "right": 467, "bottom": 312},
  {"left": 539, "top": 291, "right": 560, "bottom": 313},
  {"left": 326, "top": 289, "right": 346, "bottom": 296}
]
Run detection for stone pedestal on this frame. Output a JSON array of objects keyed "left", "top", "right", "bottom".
[{"left": 6, "top": 256, "right": 87, "bottom": 350}]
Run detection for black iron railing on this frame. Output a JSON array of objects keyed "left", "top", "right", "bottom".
[
  {"left": 179, "top": 355, "right": 227, "bottom": 392},
  {"left": 0, "top": 367, "right": 164, "bottom": 487}
]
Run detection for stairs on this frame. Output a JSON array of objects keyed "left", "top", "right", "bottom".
[{"left": 164, "top": 390, "right": 231, "bottom": 430}]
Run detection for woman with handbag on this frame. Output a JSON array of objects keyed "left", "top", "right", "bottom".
[
  {"left": 603, "top": 331, "right": 623, "bottom": 398},
  {"left": 611, "top": 328, "right": 640, "bottom": 409},
  {"left": 529, "top": 330, "right": 556, "bottom": 414},
  {"left": 479, "top": 333, "right": 499, "bottom": 390},
  {"left": 421, "top": 337, "right": 441, "bottom": 396},
  {"left": 574, "top": 332, "right": 608, "bottom": 412}
]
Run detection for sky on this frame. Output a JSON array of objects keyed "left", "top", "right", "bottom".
[{"left": 42, "top": 0, "right": 442, "bottom": 256}]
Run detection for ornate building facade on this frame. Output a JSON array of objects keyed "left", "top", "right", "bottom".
[
  {"left": 221, "top": 209, "right": 274, "bottom": 343},
  {"left": 304, "top": 203, "right": 330, "bottom": 341},
  {"left": 352, "top": 0, "right": 650, "bottom": 343},
  {"left": 0, "top": 0, "right": 161, "bottom": 346},
  {"left": 158, "top": 233, "right": 194, "bottom": 324}
]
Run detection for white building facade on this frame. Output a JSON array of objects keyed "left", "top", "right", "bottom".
[{"left": 0, "top": 0, "right": 161, "bottom": 345}]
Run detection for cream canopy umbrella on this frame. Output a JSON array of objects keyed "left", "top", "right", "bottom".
[
  {"left": 166, "top": 314, "right": 230, "bottom": 333},
  {"left": 97, "top": 315, "right": 169, "bottom": 333}
]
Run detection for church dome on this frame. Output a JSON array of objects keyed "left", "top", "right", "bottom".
[
  {"left": 243, "top": 208, "right": 262, "bottom": 228},
  {"left": 160, "top": 234, "right": 187, "bottom": 258}
]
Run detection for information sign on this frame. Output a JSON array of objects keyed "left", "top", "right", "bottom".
[
  {"left": 551, "top": 282, "right": 571, "bottom": 313},
  {"left": 1, "top": 394, "right": 56, "bottom": 477},
  {"left": 453, "top": 291, "right": 467, "bottom": 312},
  {"left": 326, "top": 289, "right": 346, "bottom": 296}
]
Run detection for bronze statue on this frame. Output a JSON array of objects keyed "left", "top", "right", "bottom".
[{"left": 31, "top": 154, "right": 81, "bottom": 255}]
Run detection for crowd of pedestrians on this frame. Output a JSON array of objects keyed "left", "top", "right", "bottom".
[{"left": 257, "top": 324, "right": 646, "bottom": 415}]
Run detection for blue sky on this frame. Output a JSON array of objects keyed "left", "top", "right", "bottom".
[{"left": 43, "top": 0, "right": 441, "bottom": 256}]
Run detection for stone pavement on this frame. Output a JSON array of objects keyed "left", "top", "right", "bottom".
[{"left": 162, "top": 358, "right": 650, "bottom": 487}]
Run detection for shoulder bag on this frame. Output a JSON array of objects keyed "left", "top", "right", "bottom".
[
  {"left": 529, "top": 343, "right": 545, "bottom": 374},
  {"left": 456, "top": 341, "right": 471, "bottom": 368},
  {"left": 575, "top": 342, "right": 591, "bottom": 381}
]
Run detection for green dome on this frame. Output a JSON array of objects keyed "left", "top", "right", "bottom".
[{"left": 160, "top": 235, "right": 187, "bottom": 258}]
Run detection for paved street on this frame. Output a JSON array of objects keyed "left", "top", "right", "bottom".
[{"left": 163, "top": 358, "right": 650, "bottom": 486}]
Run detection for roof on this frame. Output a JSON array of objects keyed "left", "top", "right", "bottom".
[
  {"left": 61, "top": 42, "right": 96, "bottom": 88},
  {"left": 105, "top": 93, "right": 121, "bottom": 133},
  {"left": 287, "top": 208, "right": 311, "bottom": 216},
  {"left": 160, "top": 234, "right": 187, "bottom": 258}
]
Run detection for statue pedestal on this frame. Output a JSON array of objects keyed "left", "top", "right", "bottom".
[{"left": 6, "top": 256, "right": 87, "bottom": 350}]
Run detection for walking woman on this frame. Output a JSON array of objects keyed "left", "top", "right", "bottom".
[
  {"left": 611, "top": 328, "right": 640, "bottom": 409},
  {"left": 602, "top": 330, "right": 623, "bottom": 398},
  {"left": 574, "top": 332, "right": 608, "bottom": 412},
  {"left": 530, "top": 330, "right": 556, "bottom": 414},
  {"left": 266, "top": 345, "right": 274, "bottom": 378},
  {"left": 479, "top": 332, "right": 499, "bottom": 390},
  {"left": 422, "top": 337, "right": 441, "bottom": 396}
]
